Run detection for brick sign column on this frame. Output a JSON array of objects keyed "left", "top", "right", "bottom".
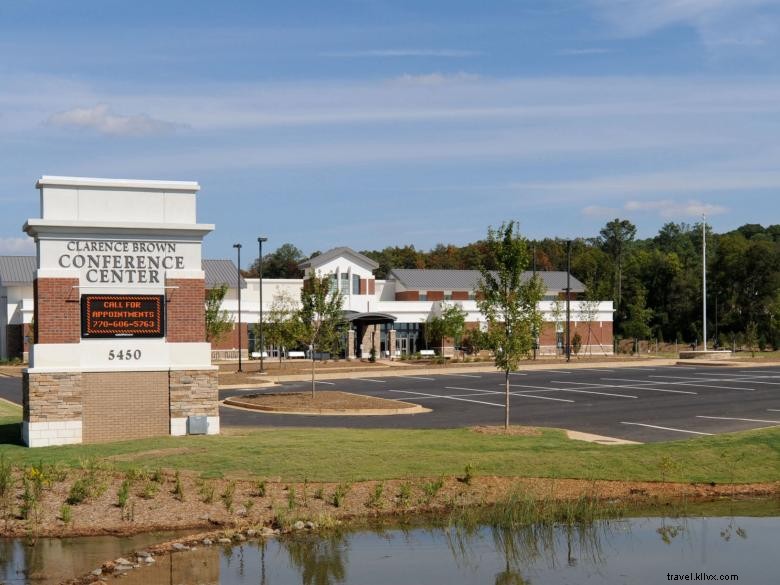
[{"left": 22, "top": 176, "right": 217, "bottom": 447}]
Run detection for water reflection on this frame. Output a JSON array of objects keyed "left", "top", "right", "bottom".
[
  {"left": 284, "top": 533, "right": 348, "bottom": 585},
  {"left": 1, "top": 515, "right": 777, "bottom": 584},
  {"left": 0, "top": 532, "right": 183, "bottom": 585}
]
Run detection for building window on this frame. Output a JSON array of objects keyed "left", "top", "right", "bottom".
[
  {"left": 353, "top": 274, "right": 360, "bottom": 294},
  {"left": 341, "top": 272, "right": 350, "bottom": 293},
  {"left": 419, "top": 293, "right": 427, "bottom": 301},
  {"left": 329, "top": 274, "right": 337, "bottom": 292},
  {"left": 468, "top": 292, "right": 476, "bottom": 300},
  {"left": 444, "top": 292, "right": 452, "bottom": 300}
]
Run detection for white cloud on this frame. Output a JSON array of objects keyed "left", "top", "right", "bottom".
[
  {"left": 591, "top": 0, "right": 780, "bottom": 49},
  {"left": 624, "top": 199, "right": 728, "bottom": 218},
  {"left": 319, "top": 49, "right": 482, "bottom": 58},
  {"left": 0, "top": 237, "right": 34, "bottom": 255},
  {"left": 582, "top": 205, "right": 620, "bottom": 218},
  {"left": 47, "top": 104, "right": 180, "bottom": 137},
  {"left": 391, "top": 72, "right": 481, "bottom": 86},
  {"left": 557, "top": 48, "right": 612, "bottom": 55}
]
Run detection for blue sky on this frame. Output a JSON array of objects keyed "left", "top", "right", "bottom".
[{"left": 2, "top": 0, "right": 780, "bottom": 259}]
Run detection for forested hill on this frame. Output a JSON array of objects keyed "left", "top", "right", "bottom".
[{"left": 248, "top": 221, "right": 780, "bottom": 348}]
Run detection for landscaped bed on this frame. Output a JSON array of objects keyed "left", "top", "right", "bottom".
[
  {"left": 0, "top": 398, "right": 778, "bottom": 539},
  {"left": 223, "top": 390, "right": 429, "bottom": 415}
]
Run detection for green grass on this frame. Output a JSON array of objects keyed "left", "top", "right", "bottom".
[{"left": 0, "top": 403, "right": 777, "bottom": 484}]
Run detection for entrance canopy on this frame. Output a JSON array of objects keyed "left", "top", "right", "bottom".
[{"left": 343, "top": 311, "right": 397, "bottom": 325}]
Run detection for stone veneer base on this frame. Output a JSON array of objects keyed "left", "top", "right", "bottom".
[
  {"left": 22, "top": 420, "right": 83, "bottom": 448},
  {"left": 170, "top": 416, "right": 220, "bottom": 436},
  {"left": 22, "top": 368, "right": 219, "bottom": 447}
]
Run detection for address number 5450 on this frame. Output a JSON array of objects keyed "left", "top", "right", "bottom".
[{"left": 108, "top": 349, "right": 142, "bottom": 361}]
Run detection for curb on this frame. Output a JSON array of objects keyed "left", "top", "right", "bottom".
[{"left": 221, "top": 396, "right": 431, "bottom": 416}]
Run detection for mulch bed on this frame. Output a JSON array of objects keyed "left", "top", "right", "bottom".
[{"left": 224, "top": 390, "right": 420, "bottom": 413}]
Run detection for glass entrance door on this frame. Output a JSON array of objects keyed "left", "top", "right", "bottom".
[{"left": 396, "top": 337, "right": 409, "bottom": 356}]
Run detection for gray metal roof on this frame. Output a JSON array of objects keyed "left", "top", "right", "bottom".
[
  {"left": 202, "top": 259, "right": 246, "bottom": 289},
  {"left": 0, "top": 256, "right": 245, "bottom": 289},
  {"left": 299, "top": 247, "right": 379, "bottom": 270},
  {"left": 0, "top": 256, "right": 36, "bottom": 285},
  {"left": 388, "top": 269, "right": 586, "bottom": 293}
]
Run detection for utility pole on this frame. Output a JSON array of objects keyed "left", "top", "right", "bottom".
[
  {"left": 565, "top": 240, "right": 572, "bottom": 363},
  {"left": 257, "top": 236, "right": 268, "bottom": 373},
  {"left": 702, "top": 216, "right": 707, "bottom": 351}
]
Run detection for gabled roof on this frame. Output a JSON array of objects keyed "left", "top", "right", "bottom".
[
  {"left": 0, "top": 255, "right": 245, "bottom": 289},
  {"left": 388, "top": 269, "right": 586, "bottom": 293},
  {"left": 0, "top": 256, "right": 36, "bottom": 285},
  {"left": 299, "top": 247, "right": 379, "bottom": 271},
  {"left": 202, "top": 259, "right": 246, "bottom": 289}
]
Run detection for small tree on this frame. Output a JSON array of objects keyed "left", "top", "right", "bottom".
[
  {"left": 261, "top": 290, "right": 302, "bottom": 366},
  {"left": 425, "top": 302, "right": 467, "bottom": 356},
  {"left": 571, "top": 332, "right": 582, "bottom": 356},
  {"left": 297, "top": 274, "right": 346, "bottom": 397},
  {"left": 205, "top": 284, "right": 234, "bottom": 344},
  {"left": 478, "top": 221, "right": 545, "bottom": 429},
  {"left": 550, "top": 299, "right": 565, "bottom": 355},
  {"left": 745, "top": 321, "right": 759, "bottom": 357}
]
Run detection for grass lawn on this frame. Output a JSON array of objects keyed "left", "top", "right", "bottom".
[{"left": 0, "top": 399, "right": 777, "bottom": 484}]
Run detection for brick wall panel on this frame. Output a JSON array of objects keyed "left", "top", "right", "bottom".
[
  {"left": 166, "top": 278, "right": 206, "bottom": 342},
  {"left": 35, "top": 278, "right": 80, "bottom": 344},
  {"left": 82, "top": 371, "right": 168, "bottom": 443}
]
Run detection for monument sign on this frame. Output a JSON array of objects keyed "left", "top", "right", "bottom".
[{"left": 22, "top": 176, "right": 219, "bottom": 447}]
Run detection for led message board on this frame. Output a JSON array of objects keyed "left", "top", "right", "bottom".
[{"left": 81, "top": 295, "right": 165, "bottom": 338}]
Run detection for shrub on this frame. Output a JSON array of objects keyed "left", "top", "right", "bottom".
[
  {"left": 67, "top": 478, "right": 91, "bottom": 505},
  {"left": 287, "top": 486, "right": 297, "bottom": 510},
  {"left": 199, "top": 481, "right": 215, "bottom": 504},
  {"left": 60, "top": 503, "right": 73, "bottom": 524},
  {"left": 173, "top": 471, "right": 185, "bottom": 502},
  {"left": 367, "top": 482, "right": 384, "bottom": 509},
  {"left": 397, "top": 482, "right": 412, "bottom": 508},
  {"left": 331, "top": 483, "right": 350, "bottom": 508},
  {"left": 421, "top": 477, "right": 444, "bottom": 504},
  {"left": 254, "top": 479, "right": 267, "bottom": 498},
  {"left": 117, "top": 480, "right": 130, "bottom": 509},
  {"left": 139, "top": 481, "right": 159, "bottom": 500},
  {"left": 221, "top": 481, "right": 236, "bottom": 512}
]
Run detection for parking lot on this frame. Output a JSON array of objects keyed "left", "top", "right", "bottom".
[{"left": 221, "top": 364, "right": 780, "bottom": 442}]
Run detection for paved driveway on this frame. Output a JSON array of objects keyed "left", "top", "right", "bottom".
[{"left": 221, "top": 364, "right": 780, "bottom": 442}]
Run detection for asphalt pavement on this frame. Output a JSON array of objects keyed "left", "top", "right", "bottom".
[
  {"left": 220, "top": 364, "right": 780, "bottom": 442},
  {"left": 2, "top": 364, "right": 777, "bottom": 443}
]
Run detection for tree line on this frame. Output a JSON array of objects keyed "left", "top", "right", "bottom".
[{"left": 244, "top": 220, "right": 780, "bottom": 349}]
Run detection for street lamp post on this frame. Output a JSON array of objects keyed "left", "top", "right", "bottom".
[
  {"left": 233, "top": 243, "right": 243, "bottom": 373},
  {"left": 257, "top": 236, "right": 268, "bottom": 373},
  {"left": 565, "top": 240, "right": 572, "bottom": 363}
]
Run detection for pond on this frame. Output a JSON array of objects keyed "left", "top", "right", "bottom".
[{"left": 1, "top": 508, "right": 778, "bottom": 584}]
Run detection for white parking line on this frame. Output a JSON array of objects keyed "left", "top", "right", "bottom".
[
  {"left": 509, "top": 372, "right": 527, "bottom": 376},
  {"left": 453, "top": 386, "right": 575, "bottom": 402},
  {"left": 620, "top": 422, "right": 713, "bottom": 436},
  {"left": 696, "top": 415, "right": 780, "bottom": 424},
  {"left": 547, "top": 381, "right": 637, "bottom": 398},
  {"left": 769, "top": 409, "right": 780, "bottom": 412},
  {"left": 602, "top": 377, "right": 748, "bottom": 392},
  {"left": 399, "top": 376, "right": 436, "bottom": 381},
  {"left": 509, "top": 382, "right": 636, "bottom": 399},
  {"left": 388, "top": 389, "right": 503, "bottom": 407},
  {"left": 315, "top": 381, "right": 336, "bottom": 385},
  {"left": 590, "top": 379, "right": 698, "bottom": 394},
  {"left": 580, "top": 368, "right": 615, "bottom": 372},
  {"left": 357, "top": 378, "right": 386, "bottom": 383},
  {"left": 444, "top": 373, "right": 482, "bottom": 378}
]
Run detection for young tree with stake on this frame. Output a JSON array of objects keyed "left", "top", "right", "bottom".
[
  {"left": 297, "top": 274, "right": 346, "bottom": 398},
  {"left": 478, "top": 222, "right": 545, "bottom": 430}
]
